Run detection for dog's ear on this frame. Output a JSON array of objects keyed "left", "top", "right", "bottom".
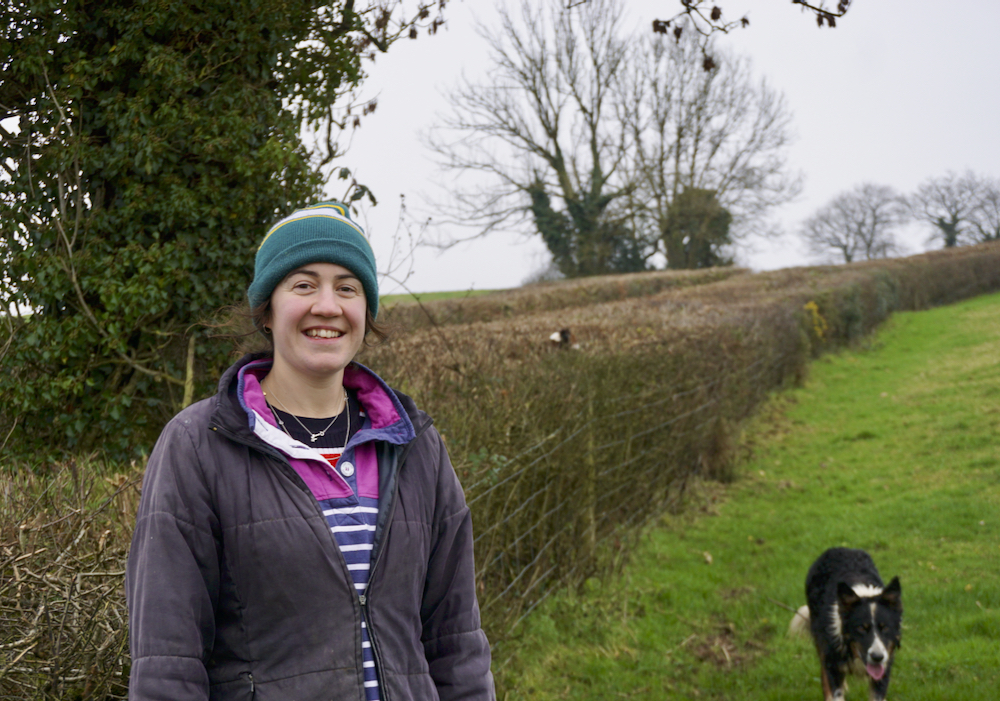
[
  {"left": 881, "top": 577, "right": 902, "bottom": 610},
  {"left": 837, "top": 581, "right": 861, "bottom": 608}
]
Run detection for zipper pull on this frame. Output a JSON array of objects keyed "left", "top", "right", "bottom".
[
  {"left": 245, "top": 672, "right": 254, "bottom": 693},
  {"left": 359, "top": 594, "right": 367, "bottom": 606}
]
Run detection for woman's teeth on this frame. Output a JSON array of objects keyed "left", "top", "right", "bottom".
[{"left": 306, "top": 329, "right": 343, "bottom": 338}]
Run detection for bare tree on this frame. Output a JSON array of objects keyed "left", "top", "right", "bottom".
[
  {"left": 428, "top": 0, "right": 641, "bottom": 277},
  {"left": 907, "top": 171, "right": 997, "bottom": 248},
  {"left": 428, "top": 0, "right": 799, "bottom": 275},
  {"left": 800, "top": 183, "right": 907, "bottom": 264},
  {"left": 969, "top": 176, "right": 1000, "bottom": 243},
  {"left": 621, "top": 33, "right": 800, "bottom": 268}
]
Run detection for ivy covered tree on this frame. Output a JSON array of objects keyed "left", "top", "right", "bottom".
[
  {"left": 662, "top": 188, "right": 733, "bottom": 269},
  {"left": 527, "top": 178, "right": 646, "bottom": 278},
  {"left": 428, "top": 0, "right": 647, "bottom": 277},
  {"left": 0, "top": 0, "right": 442, "bottom": 459},
  {"left": 907, "top": 171, "right": 1000, "bottom": 248}
]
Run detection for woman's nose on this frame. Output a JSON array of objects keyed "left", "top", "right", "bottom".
[{"left": 310, "top": 286, "right": 342, "bottom": 316}]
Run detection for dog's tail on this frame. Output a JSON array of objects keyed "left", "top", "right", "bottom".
[{"left": 788, "top": 605, "right": 810, "bottom": 638}]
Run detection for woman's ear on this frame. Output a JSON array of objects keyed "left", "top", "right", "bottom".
[{"left": 254, "top": 302, "right": 273, "bottom": 336}]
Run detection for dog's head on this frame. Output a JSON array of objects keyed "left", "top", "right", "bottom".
[{"left": 837, "top": 577, "right": 903, "bottom": 681}]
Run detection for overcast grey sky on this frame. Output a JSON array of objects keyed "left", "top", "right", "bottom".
[{"left": 340, "top": 0, "right": 1000, "bottom": 294}]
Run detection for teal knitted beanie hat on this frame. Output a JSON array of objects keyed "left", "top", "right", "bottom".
[{"left": 248, "top": 201, "right": 379, "bottom": 319}]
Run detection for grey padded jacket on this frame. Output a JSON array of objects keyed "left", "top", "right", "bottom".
[{"left": 126, "top": 355, "right": 494, "bottom": 701}]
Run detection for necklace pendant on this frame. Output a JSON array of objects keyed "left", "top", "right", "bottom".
[{"left": 310, "top": 431, "right": 323, "bottom": 442}]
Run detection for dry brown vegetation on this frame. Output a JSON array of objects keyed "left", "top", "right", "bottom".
[
  {"left": 2, "top": 242, "right": 1000, "bottom": 698},
  {"left": 379, "top": 266, "right": 746, "bottom": 331},
  {"left": 1, "top": 465, "right": 141, "bottom": 699}
]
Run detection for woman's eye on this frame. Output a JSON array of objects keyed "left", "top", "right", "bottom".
[{"left": 338, "top": 285, "right": 359, "bottom": 297}]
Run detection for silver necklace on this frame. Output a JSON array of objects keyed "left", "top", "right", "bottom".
[{"left": 264, "top": 384, "right": 349, "bottom": 444}]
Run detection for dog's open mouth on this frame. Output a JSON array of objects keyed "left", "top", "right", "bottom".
[{"left": 866, "top": 663, "right": 886, "bottom": 681}]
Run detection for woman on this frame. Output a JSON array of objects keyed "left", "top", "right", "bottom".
[{"left": 126, "top": 202, "right": 494, "bottom": 701}]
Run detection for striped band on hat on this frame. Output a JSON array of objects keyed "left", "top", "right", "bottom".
[
  {"left": 248, "top": 201, "right": 379, "bottom": 319},
  {"left": 257, "top": 202, "right": 367, "bottom": 251}
]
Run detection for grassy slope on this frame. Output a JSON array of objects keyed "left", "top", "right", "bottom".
[
  {"left": 380, "top": 288, "right": 499, "bottom": 307},
  {"left": 501, "top": 292, "right": 1000, "bottom": 699}
]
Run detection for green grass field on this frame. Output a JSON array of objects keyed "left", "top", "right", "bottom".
[
  {"left": 499, "top": 292, "right": 1000, "bottom": 699},
  {"left": 380, "top": 287, "right": 500, "bottom": 307}
]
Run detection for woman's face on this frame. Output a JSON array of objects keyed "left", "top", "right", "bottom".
[{"left": 267, "top": 262, "right": 367, "bottom": 383}]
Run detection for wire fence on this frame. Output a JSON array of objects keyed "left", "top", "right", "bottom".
[{"left": 465, "top": 345, "right": 800, "bottom": 639}]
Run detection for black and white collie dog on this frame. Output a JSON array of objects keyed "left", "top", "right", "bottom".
[{"left": 797, "top": 548, "right": 903, "bottom": 701}]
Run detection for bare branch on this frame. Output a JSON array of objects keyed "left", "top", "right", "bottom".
[{"left": 652, "top": 0, "right": 851, "bottom": 39}]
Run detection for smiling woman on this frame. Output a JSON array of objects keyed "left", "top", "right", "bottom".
[{"left": 125, "top": 202, "right": 495, "bottom": 701}]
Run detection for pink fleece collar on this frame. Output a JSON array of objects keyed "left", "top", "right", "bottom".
[{"left": 233, "top": 359, "right": 415, "bottom": 501}]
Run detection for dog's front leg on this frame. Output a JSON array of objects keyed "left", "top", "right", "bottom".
[
  {"left": 820, "top": 658, "right": 847, "bottom": 701},
  {"left": 820, "top": 666, "right": 834, "bottom": 701}
]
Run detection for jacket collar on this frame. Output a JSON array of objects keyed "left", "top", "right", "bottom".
[{"left": 213, "top": 353, "right": 418, "bottom": 447}]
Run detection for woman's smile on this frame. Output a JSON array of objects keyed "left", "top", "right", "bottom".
[{"left": 305, "top": 327, "right": 346, "bottom": 338}]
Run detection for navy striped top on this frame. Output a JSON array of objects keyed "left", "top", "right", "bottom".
[{"left": 271, "top": 398, "right": 381, "bottom": 700}]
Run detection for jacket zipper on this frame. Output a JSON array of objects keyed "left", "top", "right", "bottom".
[
  {"left": 358, "top": 416, "right": 434, "bottom": 701},
  {"left": 212, "top": 414, "right": 435, "bottom": 701}
]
